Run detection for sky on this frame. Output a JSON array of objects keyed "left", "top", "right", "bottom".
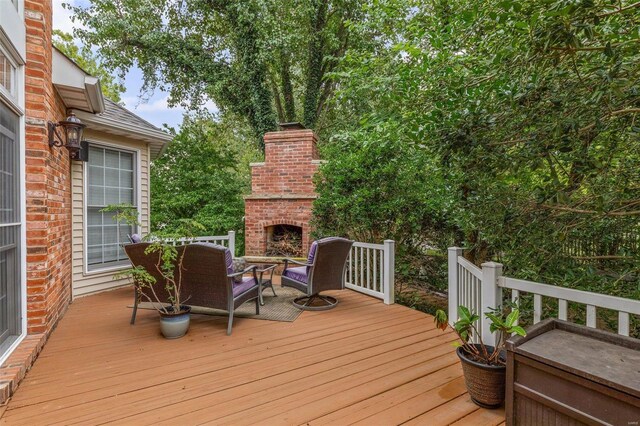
[{"left": 52, "top": 1, "right": 217, "bottom": 130}]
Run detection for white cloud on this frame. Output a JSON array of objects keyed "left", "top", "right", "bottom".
[
  {"left": 122, "top": 95, "right": 218, "bottom": 115},
  {"left": 122, "top": 95, "right": 179, "bottom": 113},
  {"left": 52, "top": 0, "right": 84, "bottom": 34}
]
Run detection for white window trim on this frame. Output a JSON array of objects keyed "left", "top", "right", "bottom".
[
  {"left": 82, "top": 141, "right": 142, "bottom": 276},
  {"left": 0, "top": 39, "right": 25, "bottom": 367}
]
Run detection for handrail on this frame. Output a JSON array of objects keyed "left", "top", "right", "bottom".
[
  {"left": 500, "top": 277, "right": 640, "bottom": 315},
  {"left": 457, "top": 256, "right": 482, "bottom": 280}
]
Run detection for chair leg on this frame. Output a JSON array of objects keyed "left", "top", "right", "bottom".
[
  {"left": 227, "top": 308, "right": 234, "bottom": 336},
  {"left": 255, "top": 295, "right": 260, "bottom": 315},
  {"left": 271, "top": 284, "right": 277, "bottom": 297},
  {"left": 130, "top": 289, "right": 139, "bottom": 325}
]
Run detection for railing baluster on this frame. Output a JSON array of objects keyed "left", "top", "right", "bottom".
[
  {"left": 366, "top": 248, "right": 371, "bottom": 290},
  {"left": 558, "top": 299, "right": 567, "bottom": 321},
  {"left": 348, "top": 248, "right": 352, "bottom": 285},
  {"left": 534, "top": 294, "right": 542, "bottom": 324},
  {"left": 511, "top": 289, "right": 519, "bottom": 325},
  {"left": 586, "top": 305, "right": 596, "bottom": 328},
  {"left": 618, "top": 312, "right": 630, "bottom": 336},
  {"left": 360, "top": 246, "right": 364, "bottom": 289},
  {"left": 373, "top": 248, "right": 377, "bottom": 292}
]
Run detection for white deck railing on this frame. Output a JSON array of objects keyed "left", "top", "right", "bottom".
[
  {"left": 345, "top": 240, "right": 395, "bottom": 304},
  {"left": 156, "top": 231, "right": 236, "bottom": 255},
  {"left": 448, "top": 246, "right": 640, "bottom": 345}
]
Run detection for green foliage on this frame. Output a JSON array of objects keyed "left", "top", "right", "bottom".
[
  {"left": 67, "top": 0, "right": 364, "bottom": 146},
  {"left": 150, "top": 114, "right": 260, "bottom": 255},
  {"left": 434, "top": 305, "right": 526, "bottom": 365},
  {"left": 52, "top": 30, "right": 125, "bottom": 103},
  {"left": 314, "top": 0, "right": 640, "bottom": 315},
  {"left": 100, "top": 203, "right": 141, "bottom": 229}
]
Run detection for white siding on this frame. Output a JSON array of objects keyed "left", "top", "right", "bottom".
[{"left": 72, "top": 130, "right": 151, "bottom": 298}]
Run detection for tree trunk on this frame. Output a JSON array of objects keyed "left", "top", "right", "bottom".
[{"left": 303, "top": 0, "right": 328, "bottom": 129}]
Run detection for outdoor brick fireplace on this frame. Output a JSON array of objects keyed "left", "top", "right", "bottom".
[{"left": 244, "top": 125, "right": 321, "bottom": 256}]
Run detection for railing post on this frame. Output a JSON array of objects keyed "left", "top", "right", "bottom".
[
  {"left": 383, "top": 240, "right": 395, "bottom": 305},
  {"left": 481, "top": 261, "right": 503, "bottom": 347},
  {"left": 448, "top": 247, "right": 463, "bottom": 326},
  {"left": 228, "top": 230, "right": 236, "bottom": 257}
]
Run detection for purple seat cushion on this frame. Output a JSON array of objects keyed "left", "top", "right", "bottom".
[
  {"left": 283, "top": 266, "right": 308, "bottom": 284},
  {"left": 130, "top": 234, "right": 142, "bottom": 243},
  {"left": 233, "top": 277, "right": 258, "bottom": 297}
]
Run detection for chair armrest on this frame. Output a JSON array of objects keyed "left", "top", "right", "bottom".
[
  {"left": 284, "top": 258, "right": 312, "bottom": 267},
  {"left": 227, "top": 265, "right": 257, "bottom": 278},
  {"left": 283, "top": 258, "right": 311, "bottom": 273},
  {"left": 259, "top": 264, "right": 277, "bottom": 281}
]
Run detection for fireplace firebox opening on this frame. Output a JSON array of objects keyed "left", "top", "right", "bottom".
[{"left": 265, "top": 225, "right": 303, "bottom": 257}]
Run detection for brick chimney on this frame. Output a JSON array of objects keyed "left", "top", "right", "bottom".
[{"left": 244, "top": 125, "right": 321, "bottom": 256}]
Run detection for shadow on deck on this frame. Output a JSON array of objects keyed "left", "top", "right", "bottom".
[{"left": 0, "top": 284, "right": 505, "bottom": 425}]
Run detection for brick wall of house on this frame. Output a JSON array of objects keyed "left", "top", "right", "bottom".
[
  {"left": 24, "top": 0, "right": 72, "bottom": 334},
  {"left": 244, "top": 129, "right": 321, "bottom": 256}
]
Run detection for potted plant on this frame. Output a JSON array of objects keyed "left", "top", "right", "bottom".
[
  {"left": 104, "top": 204, "right": 204, "bottom": 339},
  {"left": 434, "top": 305, "right": 526, "bottom": 408}
]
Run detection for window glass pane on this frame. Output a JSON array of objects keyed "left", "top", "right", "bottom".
[
  {"left": 105, "top": 150, "right": 119, "bottom": 168},
  {"left": 88, "top": 185, "right": 104, "bottom": 206},
  {"left": 0, "top": 102, "right": 19, "bottom": 224},
  {"left": 87, "top": 208, "right": 102, "bottom": 225},
  {"left": 103, "top": 226, "right": 118, "bottom": 244},
  {"left": 120, "top": 170, "right": 133, "bottom": 188},
  {"left": 105, "top": 187, "right": 119, "bottom": 204},
  {"left": 120, "top": 189, "right": 134, "bottom": 204},
  {"left": 87, "top": 245, "right": 102, "bottom": 265},
  {"left": 88, "top": 165, "right": 103, "bottom": 186},
  {"left": 103, "top": 244, "right": 119, "bottom": 262},
  {"left": 120, "top": 153, "right": 133, "bottom": 171},
  {"left": 86, "top": 146, "right": 137, "bottom": 271},
  {"left": 89, "top": 147, "right": 104, "bottom": 165},
  {"left": 105, "top": 168, "right": 119, "bottom": 187},
  {"left": 87, "top": 225, "right": 102, "bottom": 246}
]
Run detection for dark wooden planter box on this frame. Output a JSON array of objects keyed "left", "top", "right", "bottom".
[{"left": 505, "top": 319, "right": 640, "bottom": 425}]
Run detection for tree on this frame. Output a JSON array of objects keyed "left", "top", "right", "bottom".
[
  {"left": 52, "top": 30, "right": 125, "bottom": 102},
  {"left": 315, "top": 0, "right": 640, "bottom": 305},
  {"left": 150, "top": 114, "right": 261, "bottom": 254},
  {"left": 67, "top": 0, "right": 362, "bottom": 147}
]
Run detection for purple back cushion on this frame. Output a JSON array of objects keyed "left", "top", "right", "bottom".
[
  {"left": 130, "top": 234, "right": 142, "bottom": 243},
  {"left": 224, "top": 248, "right": 234, "bottom": 275},
  {"left": 306, "top": 241, "right": 318, "bottom": 273}
]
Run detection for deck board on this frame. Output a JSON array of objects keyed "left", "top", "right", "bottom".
[{"left": 0, "top": 286, "right": 504, "bottom": 425}]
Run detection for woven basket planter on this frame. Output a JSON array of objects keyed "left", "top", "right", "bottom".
[{"left": 457, "top": 345, "right": 506, "bottom": 408}]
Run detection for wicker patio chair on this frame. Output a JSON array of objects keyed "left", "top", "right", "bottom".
[
  {"left": 281, "top": 237, "right": 353, "bottom": 310},
  {"left": 124, "top": 242, "right": 260, "bottom": 335}
]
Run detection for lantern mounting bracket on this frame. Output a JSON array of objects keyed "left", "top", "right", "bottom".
[{"left": 48, "top": 122, "right": 66, "bottom": 148}]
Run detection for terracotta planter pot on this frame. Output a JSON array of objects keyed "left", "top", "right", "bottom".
[
  {"left": 457, "top": 345, "right": 506, "bottom": 408},
  {"left": 159, "top": 305, "right": 191, "bottom": 339}
]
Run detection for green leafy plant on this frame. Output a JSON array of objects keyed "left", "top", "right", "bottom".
[
  {"left": 434, "top": 305, "right": 526, "bottom": 366},
  {"left": 102, "top": 204, "right": 205, "bottom": 315}
]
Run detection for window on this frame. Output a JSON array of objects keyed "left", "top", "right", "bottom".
[
  {"left": 86, "top": 145, "right": 137, "bottom": 272},
  {"left": 0, "top": 100, "right": 21, "bottom": 353},
  {"left": 0, "top": 49, "right": 16, "bottom": 98}
]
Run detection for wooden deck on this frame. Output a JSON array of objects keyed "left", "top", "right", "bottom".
[{"left": 0, "top": 285, "right": 505, "bottom": 425}]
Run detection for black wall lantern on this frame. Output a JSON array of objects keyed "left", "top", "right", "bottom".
[{"left": 48, "top": 112, "right": 87, "bottom": 160}]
